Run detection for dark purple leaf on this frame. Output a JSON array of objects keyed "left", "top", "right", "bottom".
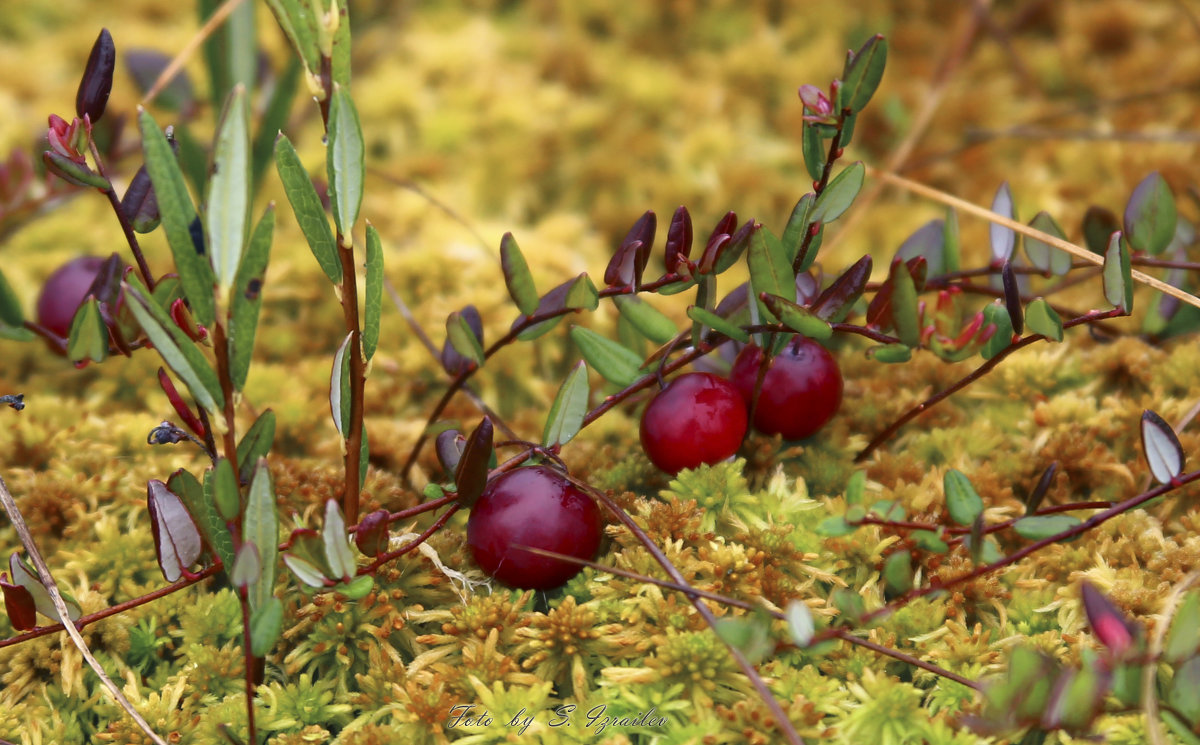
[
  {"left": 454, "top": 417, "right": 493, "bottom": 508},
  {"left": 812, "top": 254, "right": 871, "bottom": 322},
  {"left": 435, "top": 429, "right": 465, "bottom": 474},
  {"left": 663, "top": 206, "right": 693, "bottom": 274},
  {"left": 354, "top": 509, "right": 391, "bottom": 557},
  {"left": 1, "top": 574, "right": 37, "bottom": 631},
  {"left": 76, "top": 29, "right": 115, "bottom": 123},
  {"left": 121, "top": 164, "right": 160, "bottom": 233},
  {"left": 1024, "top": 462, "right": 1057, "bottom": 515},
  {"left": 604, "top": 210, "right": 655, "bottom": 288},
  {"left": 1002, "top": 261, "right": 1023, "bottom": 335},
  {"left": 895, "top": 219, "right": 945, "bottom": 277}
]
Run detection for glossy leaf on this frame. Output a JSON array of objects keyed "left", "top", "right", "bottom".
[
  {"left": 1124, "top": 171, "right": 1177, "bottom": 255},
  {"left": 944, "top": 469, "right": 983, "bottom": 526},
  {"left": 890, "top": 258, "right": 920, "bottom": 347},
  {"left": 446, "top": 310, "right": 486, "bottom": 367},
  {"left": 121, "top": 164, "right": 160, "bottom": 233},
  {"left": 76, "top": 28, "right": 115, "bottom": 122},
  {"left": 1025, "top": 212, "right": 1072, "bottom": 275},
  {"left": 124, "top": 279, "right": 223, "bottom": 416},
  {"left": 326, "top": 85, "right": 364, "bottom": 238},
  {"left": 249, "top": 596, "right": 283, "bottom": 657},
  {"left": 329, "top": 332, "right": 353, "bottom": 438},
  {"left": 1013, "top": 514, "right": 1082, "bottom": 540},
  {"left": 802, "top": 121, "right": 824, "bottom": 181},
  {"left": 263, "top": 0, "right": 321, "bottom": 76},
  {"left": 1001, "top": 261, "right": 1023, "bottom": 336},
  {"left": 169, "top": 468, "right": 235, "bottom": 571},
  {"left": 1142, "top": 409, "right": 1184, "bottom": 485},
  {"left": 782, "top": 194, "right": 816, "bottom": 268},
  {"left": 980, "top": 302, "right": 1013, "bottom": 360},
  {"left": 604, "top": 211, "right": 655, "bottom": 289},
  {"left": 543, "top": 361, "right": 589, "bottom": 447},
  {"left": 686, "top": 305, "right": 749, "bottom": 343},
  {"left": 236, "top": 409, "right": 276, "bottom": 485},
  {"left": 454, "top": 417, "right": 493, "bottom": 509},
  {"left": 66, "top": 297, "right": 109, "bottom": 365},
  {"left": 1164, "top": 590, "right": 1200, "bottom": 663},
  {"left": 363, "top": 223, "right": 383, "bottom": 362},
  {"left": 842, "top": 34, "right": 887, "bottom": 111},
  {"left": 786, "top": 599, "right": 814, "bottom": 647},
  {"left": 569, "top": 326, "right": 643, "bottom": 387},
  {"left": 663, "top": 206, "right": 693, "bottom": 274},
  {"left": 500, "top": 232, "right": 539, "bottom": 315},
  {"left": 337, "top": 574, "right": 375, "bottom": 601},
  {"left": 747, "top": 225, "right": 793, "bottom": 322},
  {"left": 761, "top": 294, "right": 833, "bottom": 340},
  {"left": 138, "top": 110, "right": 215, "bottom": 326},
  {"left": 1102, "top": 231, "right": 1133, "bottom": 313},
  {"left": 811, "top": 254, "right": 871, "bottom": 323},
  {"left": 243, "top": 459, "right": 278, "bottom": 611},
  {"left": 870, "top": 343, "right": 912, "bottom": 363},
  {"left": 322, "top": 499, "right": 357, "bottom": 581},
  {"left": 212, "top": 457, "right": 240, "bottom": 522},
  {"left": 230, "top": 205, "right": 274, "bottom": 390},
  {"left": 207, "top": 86, "right": 251, "bottom": 292},
  {"left": 8, "top": 553, "right": 81, "bottom": 623},
  {"left": 274, "top": 134, "right": 341, "bottom": 283},
  {"left": 714, "top": 219, "right": 756, "bottom": 275},
  {"left": 810, "top": 161, "right": 864, "bottom": 224},
  {"left": 989, "top": 182, "right": 1017, "bottom": 263},
  {"left": 147, "top": 479, "right": 203, "bottom": 583},
  {"left": 354, "top": 509, "right": 391, "bottom": 558},
  {"left": 1, "top": 576, "right": 37, "bottom": 631},
  {"left": 1025, "top": 298, "right": 1063, "bottom": 342},
  {"left": 613, "top": 295, "right": 677, "bottom": 345}
]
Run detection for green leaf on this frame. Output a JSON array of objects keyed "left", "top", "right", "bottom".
[
  {"left": 1025, "top": 211, "right": 1071, "bottom": 276},
  {"left": 124, "top": 279, "right": 223, "bottom": 416},
  {"left": 207, "top": 86, "right": 251, "bottom": 293},
  {"left": 714, "top": 615, "right": 773, "bottom": 666},
  {"left": 809, "top": 162, "right": 865, "bottom": 224},
  {"left": 1168, "top": 658, "right": 1200, "bottom": 726},
  {"left": 138, "top": 110, "right": 215, "bottom": 326},
  {"left": 0, "top": 268, "right": 23, "bottom": 327},
  {"left": 249, "top": 596, "right": 283, "bottom": 657},
  {"left": 912, "top": 529, "right": 948, "bottom": 553},
  {"left": 842, "top": 34, "right": 887, "bottom": 111},
  {"left": 569, "top": 326, "right": 644, "bottom": 387},
  {"left": 942, "top": 208, "right": 960, "bottom": 273},
  {"left": 274, "top": 134, "right": 342, "bottom": 283},
  {"left": 169, "top": 468, "right": 235, "bottom": 572},
  {"left": 1165, "top": 590, "right": 1200, "bottom": 663},
  {"left": 331, "top": 0, "right": 352, "bottom": 88},
  {"left": 1163, "top": 709, "right": 1200, "bottom": 745},
  {"left": 446, "top": 311, "right": 485, "bottom": 366},
  {"left": 870, "top": 343, "right": 912, "bottom": 363},
  {"left": 944, "top": 469, "right": 984, "bottom": 526},
  {"left": 212, "top": 457, "right": 240, "bottom": 522},
  {"left": 1013, "top": 514, "right": 1082, "bottom": 540},
  {"left": 981, "top": 302, "right": 1013, "bottom": 360},
  {"left": 747, "top": 226, "right": 794, "bottom": 323},
  {"left": 263, "top": 0, "right": 321, "bottom": 75},
  {"left": 236, "top": 410, "right": 276, "bottom": 485},
  {"left": 243, "top": 459, "right": 278, "bottom": 612},
  {"left": 322, "top": 499, "right": 357, "bottom": 581},
  {"left": 337, "top": 574, "right": 375, "bottom": 601},
  {"left": 883, "top": 550, "right": 913, "bottom": 595},
  {"left": 363, "top": 223, "right": 383, "bottom": 362},
  {"left": 230, "top": 205, "right": 274, "bottom": 390},
  {"left": 815, "top": 515, "right": 856, "bottom": 537},
  {"left": 802, "top": 122, "right": 824, "bottom": 181},
  {"left": 563, "top": 273, "right": 599, "bottom": 310},
  {"left": 1025, "top": 298, "right": 1063, "bottom": 342},
  {"left": 782, "top": 194, "right": 816, "bottom": 267},
  {"left": 686, "top": 305, "right": 749, "bottom": 344},
  {"left": 890, "top": 260, "right": 920, "bottom": 347},
  {"left": 326, "top": 84, "right": 364, "bottom": 239},
  {"left": 1124, "top": 171, "right": 1177, "bottom": 255},
  {"left": 500, "top": 232, "right": 539, "bottom": 315},
  {"left": 329, "top": 332, "right": 353, "bottom": 438},
  {"left": 66, "top": 298, "right": 109, "bottom": 365},
  {"left": 613, "top": 295, "right": 677, "bottom": 345},
  {"left": 1103, "top": 231, "right": 1133, "bottom": 313},
  {"left": 543, "top": 361, "right": 589, "bottom": 447},
  {"left": 760, "top": 294, "right": 833, "bottom": 341},
  {"left": 786, "top": 599, "right": 814, "bottom": 647},
  {"left": 514, "top": 273, "right": 597, "bottom": 340}
]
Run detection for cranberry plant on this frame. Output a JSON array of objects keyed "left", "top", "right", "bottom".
[{"left": 0, "top": 4, "right": 1198, "bottom": 745}]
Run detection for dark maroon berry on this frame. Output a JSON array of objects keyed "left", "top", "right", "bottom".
[
  {"left": 36, "top": 255, "right": 113, "bottom": 339},
  {"left": 639, "top": 372, "right": 748, "bottom": 475},
  {"left": 730, "top": 337, "right": 843, "bottom": 440},
  {"left": 467, "top": 466, "right": 602, "bottom": 590}
]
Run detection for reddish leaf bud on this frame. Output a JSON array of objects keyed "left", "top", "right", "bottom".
[{"left": 76, "top": 29, "right": 116, "bottom": 123}]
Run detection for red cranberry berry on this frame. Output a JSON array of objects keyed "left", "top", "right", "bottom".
[
  {"left": 35, "top": 255, "right": 113, "bottom": 339},
  {"left": 467, "top": 466, "right": 603, "bottom": 590},
  {"left": 639, "top": 372, "right": 748, "bottom": 475},
  {"left": 730, "top": 337, "right": 843, "bottom": 440}
]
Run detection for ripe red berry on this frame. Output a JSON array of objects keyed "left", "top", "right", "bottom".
[
  {"left": 467, "top": 466, "right": 603, "bottom": 590},
  {"left": 36, "top": 255, "right": 113, "bottom": 339},
  {"left": 639, "top": 372, "right": 748, "bottom": 475},
  {"left": 730, "top": 337, "right": 843, "bottom": 440}
]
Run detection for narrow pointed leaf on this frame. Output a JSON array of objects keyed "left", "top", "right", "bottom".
[
  {"left": 138, "top": 110, "right": 215, "bottom": 326},
  {"left": 1025, "top": 462, "right": 1058, "bottom": 515},
  {"left": 543, "top": 361, "right": 589, "bottom": 447},
  {"left": 76, "top": 28, "right": 115, "bottom": 122},
  {"left": 1165, "top": 590, "right": 1200, "bottom": 663},
  {"left": 326, "top": 84, "right": 364, "bottom": 238},
  {"left": 570, "top": 326, "right": 644, "bottom": 387},
  {"left": 1080, "top": 581, "right": 1138, "bottom": 656},
  {"left": 274, "top": 134, "right": 341, "bottom": 283},
  {"left": 363, "top": 223, "right": 383, "bottom": 361},
  {"left": 686, "top": 305, "right": 749, "bottom": 343},
  {"left": 1025, "top": 298, "right": 1063, "bottom": 341},
  {"left": 760, "top": 294, "right": 833, "bottom": 340},
  {"left": 842, "top": 34, "right": 887, "bottom": 111},
  {"left": 207, "top": 86, "right": 250, "bottom": 292},
  {"left": 322, "top": 499, "right": 357, "bottom": 581},
  {"left": 810, "top": 162, "right": 865, "bottom": 224},
  {"left": 454, "top": 417, "right": 493, "bottom": 509},
  {"left": 782, "top": 194, "right": 815, "bottom": 267},
  {"left": 1025, "top": 212, "right": 1071, "bottom": 275},
  {"left": 891, "top": 259, "right": 920, "bottom": 347},
  {"left": 812, "top": 254, "right": 872, "bottom": 322},
  {"left": 147, "top": 479, "right": 203, "bottom": 583},
  {"left": 990, "top": 182, "right": 1017, "bottom": 263},
  {"left": 124, "top": 279, "right": 223, "bottom": 415},
  {"left": 169, "top": 468, "right": 235, "bottom": 571},
  {"left": 329, "top": 332, "right": 353, "bottom": 438},
  {"left": 663, "top": 206, "right": 693, "bottom": 274},
  {"left": 613, "top": 295, "right": 677, "bottom": 345},
  {"left": 1001, "top": 261, "right": 1023, "bottom": 335},
  {"left": 605, "top": 211, "right": 655, "bottom": 288},
  {"left": 1124, "top": 172, "right": 1177, "bottom": 255},
  {"left": 944, "top": 469, "right": 984, "bottom": 526},
  {"left": 1014, "top": 514, "right": 1082, "bottom": 540},
  {"left": 500, "top": 232, "right": 539, "bottom": 315},
  {"left": 243, "top": 459, "right": 278, "bottom": 611},
  {"left": 446, "top": 311, "right": 485, "bottom": 367},
  {"left": 249, "top": 596, "right": 283, "bottom": 657},
  {"left": 66, "top": 297, "right": 109, "bottom": 365},
  {"left": 236, "top": 409, "right": 276, "bottom": 485},
  {"left": 230, "top": 205, "right": 273, "bottom": 390},
  {"left": 1102, "top": 231, "right": 1133, "bottom": 313},
  {"left": 1142, "top": 409, "right": 1184, "bottom": 484}
]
